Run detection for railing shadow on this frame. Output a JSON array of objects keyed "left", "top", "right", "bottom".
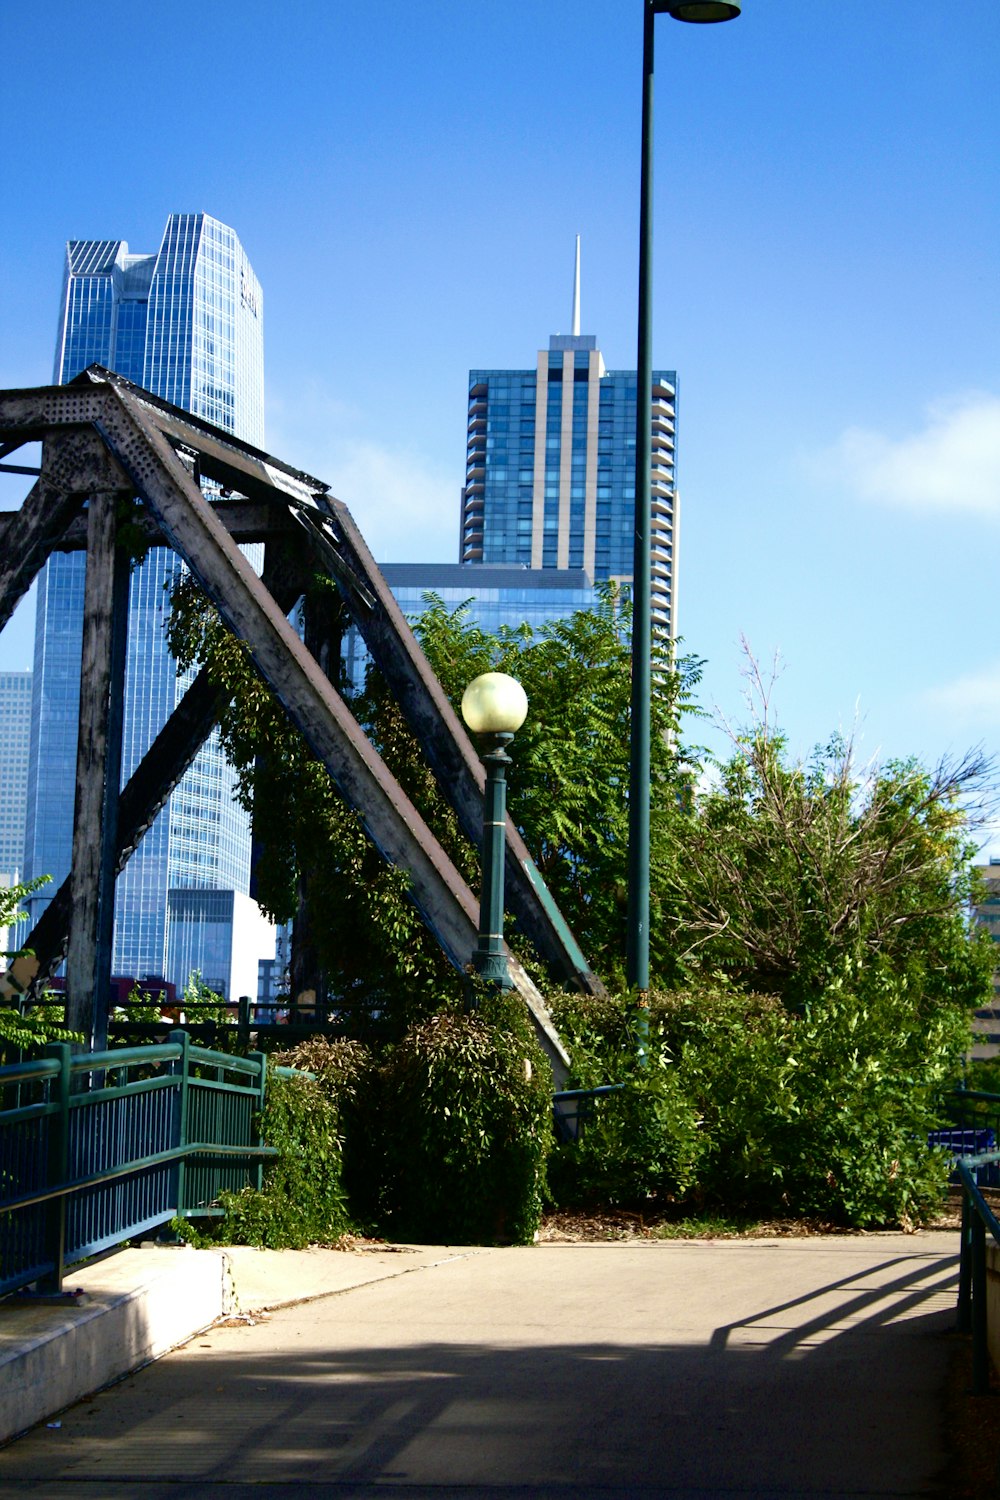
[{"left": 0, "top": 1239, "right": 961, "bottom": 1499}]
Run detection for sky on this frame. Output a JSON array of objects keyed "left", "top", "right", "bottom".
[{"left": 2, "top": 0, "right": 998, "bottom": 829}]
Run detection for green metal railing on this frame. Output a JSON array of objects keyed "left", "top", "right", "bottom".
[
  {"left": 16, "top": 994, "right": 382, "bottom": 1050},
  {"left": 941, "top": 1087, "right": 1000, "bottom": 1395},
  {"left": 0, "top": 1033, "right": 280, "bottom": 1297},
  {"left": 954, "top": 1155, "right": 1000, "bottom": 1395}
]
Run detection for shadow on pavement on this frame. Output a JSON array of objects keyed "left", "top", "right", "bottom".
[{"left": 0, "top": 1243, "right": 960, "bottom": 1499}]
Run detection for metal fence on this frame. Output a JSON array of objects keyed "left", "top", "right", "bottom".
[
  {"left": 0, "top": 1032, "right": 276, "bottom": 1297},
  {"left": 937, "top": 1088, "right": 1000, "bottom": 1395}
]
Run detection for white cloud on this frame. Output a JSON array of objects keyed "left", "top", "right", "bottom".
[
  {"left": 265, "top": 384, "right": 457, "bottom": 565},
  {"left": 320, "top": 440, "right": 458, "bottom": 565},
  {"left": 832, "top": 393, "right": 1000, "bottom": 515},
  {"left": 924, "top": 663, "right": 1000, "bottom": 726}
]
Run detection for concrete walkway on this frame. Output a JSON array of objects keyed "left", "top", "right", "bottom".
[{"left": 0, "top": 1232, "right": 961, "bottom": 1498}]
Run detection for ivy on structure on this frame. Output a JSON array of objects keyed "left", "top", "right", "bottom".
[{"left": 166, "top": 576, "right": 464, "bottom": 1022}]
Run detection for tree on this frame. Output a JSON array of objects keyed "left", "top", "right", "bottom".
[
  {"left": 666, "top": 720, "right": 994, "bottom": 1015},
  {"left": 168, "top": 577, "right": 703, "bottom": 999},
  {"left": 413, "top": 586, "right": 703, "bottom": 980},
  {"left": 0, "top": 874, "right": 81, "bottom": 1061}
]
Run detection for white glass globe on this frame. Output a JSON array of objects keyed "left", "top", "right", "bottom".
[{"left": 460, "top": 672, "right": 528, "bottom": 735}]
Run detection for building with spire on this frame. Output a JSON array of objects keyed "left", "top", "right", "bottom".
[
  {"left": 23, "top": 213, "right": 274, "bottom": 999},
  {"left": 459, "top": 239, "right": 678, "bottom": 636}
]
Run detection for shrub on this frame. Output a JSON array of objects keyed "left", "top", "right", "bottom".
[
  {"left": 661, "top": 975, "right": 965, "bottom": 1226},
  {"left": 548, "top": 975, "right": 966, "bottom": 1229},
  {"left": 546, "top": 990, "right": 703, "bottom": 1207},
  {"left": 272, "top": 1036, "right": 378, "bottom": 1226},
  {"left": 216, "top": 1068, "right": 350, "bottom": 1248},
  {"left": 548, "top": 1067, "right": 704, "bottom": 1209},
  {"left": 0, "top": 1006, "right": 83, "bottom": 1065},
  {"left": 375, "top": 995, "right": 553, "bottom": 1244}
]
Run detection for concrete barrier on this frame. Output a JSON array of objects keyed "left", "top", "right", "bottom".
[
  {"left": 0, "top": 1246, "right": 231, "bottom": 1444},
  {"left": 986, "top": 1242, "right": 1000, "bottom": 1374}
]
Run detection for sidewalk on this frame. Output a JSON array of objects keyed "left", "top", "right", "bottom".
[
  {"left": 0, "top": 1239, "right": 468, "bottom": 1445},
  {"left": 0, "top": 1231, "right": 961, "bottom": 1497}
]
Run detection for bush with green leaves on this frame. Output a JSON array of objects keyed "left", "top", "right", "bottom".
[
  {"left": 1, "top": 873, "right": 82, "bottom": 1062},
  {"left": 549, "top": 1068, "right": 704, "bottom": 1210},
  {"left": 374, "top": 995, "right": 553, "bottom": 1244},
  {"left": 0, "top": 1005, "right": 83, "bottom": 1065},
  {"left": 545, "top": 990, "right": 703, "bottom": 1208},
  {"left": 271, "top": 1036, "right": 379, "bottom": 1226},
  {"left": 548, "top": 974, "right": 967, "bottom": 1228},
  {"left": 214, "top": 1067, "right": 351, "bottom": 1248}
]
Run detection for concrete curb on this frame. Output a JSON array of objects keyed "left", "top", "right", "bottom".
[
  {"left": 0, "top": 1247, "right": 230, "bottom": 1445},
  {"left": 0, "top": 1242, "right": 481, "bottom": 1445}
]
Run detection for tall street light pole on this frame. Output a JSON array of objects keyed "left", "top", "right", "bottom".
[{"left": 628, "top": 0, "right": 740, "bottom": 1050}]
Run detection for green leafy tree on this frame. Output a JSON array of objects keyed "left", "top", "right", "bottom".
[
  {"left": 666, "top": 726, "right": 994, "bottom": 1014},
  {"left": 167, "top": 577, "right": 702, "bottom": 999},
  {"left": 412, "top": 586, "right": 703, "bottom": 980},
  {"left": 0, "top": 875, "right": 83, "bottom": 1061}
]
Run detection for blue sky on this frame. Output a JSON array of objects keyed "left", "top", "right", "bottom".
[{"left": 2, "top": 0, "right": 998, "bottom": 818}]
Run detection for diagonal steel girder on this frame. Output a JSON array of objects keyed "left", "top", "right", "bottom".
[
  {"left": 0, "top": 426, "right": 120, "bottom": 635},
  {"left": 0, "top": 374, "right": 582, "bottom": 1071},
  {"left": 21, "top": 564, "right": 306, "bottom": 992},
  {"left": 105, "top": 370, "right": 603, "bottom": 998},
  {"left": 88, "top": 380, "right": 568, "bottom": 1071}
]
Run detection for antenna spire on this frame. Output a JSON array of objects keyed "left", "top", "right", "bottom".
[{"left": 572, "top": 235, "right": 581, "bottom": 337}]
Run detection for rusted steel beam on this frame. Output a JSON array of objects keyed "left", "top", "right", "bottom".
[
  {"left": 304, "top": 500, "right": 605, "bottom": 996},
  {"left": 92, "top": 383, "right": 567, "bottom": 1071},
  {"left": 22, "top": 569, "right": 309, "bottom": 990},
  {"left": 73, "top": 365, "right": 330, "bottom": 510},
  {"left": 64, "top": 489, "right": 130, "bottom": 1051},
  {"left": 21, "top": 666, "right": 222, "bottom": 993},
  {"left": 0, "top": 382, "right": 116, "bottom": 442},
  {"left": 0, "top": 433, "right": 116, "bottom": 635},
  {"left": 0, "top": 373, "right": 575, "bottom": 1070},
  {"left": 0, "top": 496, "right": 297, "bottom": 556},
  {"left": 31, "top": 377, "right": 591, "bottom": 992}
]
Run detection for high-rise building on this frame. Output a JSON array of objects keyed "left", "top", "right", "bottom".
[
  {"left": 0, "top": 671, "right": 32, "bottom": 963},
  {"left": 23, "top": 214, "right": 273, "bottom": 997},
  {"left": 0, "top": 672, "right": 32, "bottom": 886},
  {"left": 459, "top": 241, "right": 678, "bottom": 636},
  {"left": 343, "top": 563, "right": 598, "bottom": 692}
]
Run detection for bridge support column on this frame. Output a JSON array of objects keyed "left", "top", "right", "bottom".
[{"left": 64, "top": 488, "right": 131, "bottom": 1051}]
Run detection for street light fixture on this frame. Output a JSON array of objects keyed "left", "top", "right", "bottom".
[
  {"left": 461, "top": 671, "right": 529, "bottom": 994},
  {"left": 628, "top": 0, "right": 740, "bottom": 1042},
  {"left": 660, "top": 2, "right": 740, "bottom": 20}
]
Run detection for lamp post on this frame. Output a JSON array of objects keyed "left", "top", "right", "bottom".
[
  {"left": 628, "top": 0, "right": 740, "bottom": 1046},
  {"left": 461, "top": 671, "right": 529, "bottom": 995}
]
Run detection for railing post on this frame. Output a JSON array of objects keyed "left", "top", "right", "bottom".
[
  {"left": 957, "top": 1191, "right": 973, "bottom": 1333},
  {"left": 174, "top": 1031, "right": 191, "bottom": 1219},
  {"left": 40, "top": 1042, "right": 72, "bottom": 1294},
  {"left": 238, "top": 995, "right": 251, "bottom": 1052},
  {"left": 972, "top": 1211, "right": 989, "bottom": 1395},
  {"left": 251, "top": 1050, "right": 268, "bottom": 1192}
]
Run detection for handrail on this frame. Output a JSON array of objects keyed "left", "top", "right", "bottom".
[
  {"left": 0, "top": 1033, "right": 277, "bottom": 1297},
  {"left": 552, "top": 1082, "right": 625, "bottom": 1143},
  {"left": 942, "top": 1084, "right": 1000, "bottom": 1395},
  {"left": 0, "top": 1139, "right": 279, "bottom": 1216},
  {"left": 553, "top": 1084, "right": 626, "bottom": 1102},
  {"left": 954, "top": 1158, "right": 1000, "bottom": 1394}
]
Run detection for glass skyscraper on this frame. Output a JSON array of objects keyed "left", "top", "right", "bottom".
[
  {"left": 459, "top": 263, "right": 677, "bottom": 637},
  {"left": 343, "top": 563, "right": 599, "bottom": 692},
  {"left": 0, "top": 671, "right": 32, "bottom": 885},
  {"left": 23, "top": 214, "right": 268, "bottom": 994}
]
